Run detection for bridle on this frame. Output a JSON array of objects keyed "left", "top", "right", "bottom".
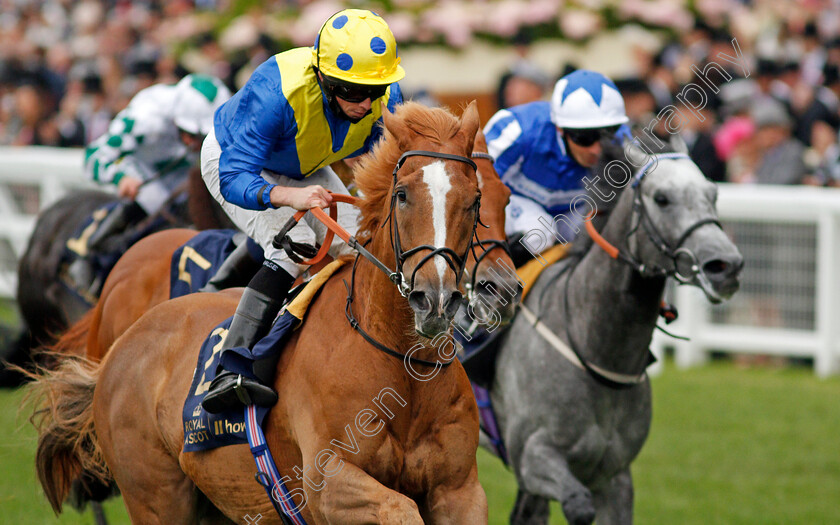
[
  {"left": 588, "top": 152, "right": 726, "bottom": 301},
  {"left": 382, "top": 150, "right": 480, "bottom": 297},
  {"left": 274, "top": 149, "right": 480, "bottom": 369},
  {"left": 462, "top": 151, "right": 512, "bottom": 302}
]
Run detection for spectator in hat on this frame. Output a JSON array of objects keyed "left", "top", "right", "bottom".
[
  {"left": 737, "top": 98, "right": 808, "bottom": 185},
  {"left": 496, "top": 60, "right": 551, "bottom": 110}
]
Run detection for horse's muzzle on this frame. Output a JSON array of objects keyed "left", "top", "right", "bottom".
[
  {"left": 697, "top": 252, "right": 744, "bottom": 302},
  {"left": 409, "top": 288, "right": 464, "bottom": 337}
]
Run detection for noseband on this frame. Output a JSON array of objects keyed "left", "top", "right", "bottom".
[
  {"left": 624, "top": 153, "right": 723, "bottom": 282},
  {"left": 383, "top": 150, "right": 480, "bottom": 297},
  {"left": 463, "top": 151, "right": 513, "bottom": 300}
]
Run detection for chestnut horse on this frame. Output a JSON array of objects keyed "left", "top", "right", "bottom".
[
  {"left": 53, "top": 132, "right": 517, "bottom": 365},
  {"left": 34, "top": 102, "right": 489, "bottom": 523}
]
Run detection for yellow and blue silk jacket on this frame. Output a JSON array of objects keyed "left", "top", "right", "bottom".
[{"left": 213, "top": 48, "right": 402, "bottom": 210}]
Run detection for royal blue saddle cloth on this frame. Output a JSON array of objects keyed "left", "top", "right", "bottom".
[
  {"left": 170, "top": 230, "right": 264, "bottom": 299},
  {"left": 182, "top": 312, "right": 298, "bottom": 453}
]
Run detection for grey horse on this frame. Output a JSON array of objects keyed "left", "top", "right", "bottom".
[{"left": 488, "top": 137, "right": 743, "bottom": 524}]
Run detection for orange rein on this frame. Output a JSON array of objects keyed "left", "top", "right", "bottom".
[
  {"left": 287, "top": 192, "right": 360, "bottom": 265},
  {"left": 583, "top": 212, "right": 620, "bottom": 259},
  {"left": 583, "top": 212, "right": 676, "bottom": 322}
]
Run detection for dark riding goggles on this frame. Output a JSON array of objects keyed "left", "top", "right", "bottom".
[
  {"left": 564, "top": 125, "right": 621, "bottom": 147},
  {"left": 322, "top": 75, "right": 388, "bottom": 103}
]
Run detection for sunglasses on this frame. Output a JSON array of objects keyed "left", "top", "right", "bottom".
[
  {"left": 564, "top": 125, "right": 620, "bottom": 147},
  {"left": 323, "top": 76, "right": 388, "bottom": 103}
]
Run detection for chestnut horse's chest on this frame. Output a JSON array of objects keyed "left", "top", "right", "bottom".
[{"left": 396, "top": 388, "right": 480, "bottom": 494}]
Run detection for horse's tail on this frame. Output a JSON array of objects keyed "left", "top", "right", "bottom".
[
  {"left": 45, "top": 309, "right": 95, "bottom": 361},
  {"left": 23, "top": 354, "right": 110, "bottom": 514}
]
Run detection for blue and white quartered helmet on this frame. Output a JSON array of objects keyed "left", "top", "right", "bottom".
[{"left": 550, "top": 70, "right": 629, "bottom": 129}]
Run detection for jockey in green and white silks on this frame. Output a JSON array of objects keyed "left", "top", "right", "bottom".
[
  {"left": 68, "top": 74, "right": 230, "bottom": 295},
  {"left": 85, "top": 74, "right": 231, "bottom": 218},
  {"left": 200, "top": 9, "right": 405, "bottom": 414}
]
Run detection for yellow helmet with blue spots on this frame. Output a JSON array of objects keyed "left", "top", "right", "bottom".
[{"left": 312, "top": 9, "right": 405, "bottom": 85}]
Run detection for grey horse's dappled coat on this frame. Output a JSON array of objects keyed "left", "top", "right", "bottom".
[{"left": 489, "top": 135, "right": 743, "bottom": 525}]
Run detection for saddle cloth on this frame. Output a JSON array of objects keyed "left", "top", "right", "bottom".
[
  {"left": 62, "top": 202, "right": 174, "bottom": 303},
  {"left": 182, "top": 259, "right": 346, "bottom": 453},
  {"left": 169, "top": 230, "right": 264, "bottom": 299}
]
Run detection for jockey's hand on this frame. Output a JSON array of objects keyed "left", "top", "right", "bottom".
[
  {"left": 271, "top": 185, "right": 333, "bottom": 211},
  {"left": 117, "top": 175, "right": 143, "bottom": 199}
]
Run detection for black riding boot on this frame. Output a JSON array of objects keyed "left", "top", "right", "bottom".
[
  {"left": 87, "top": 200, "right": 147, "bottom": 251},
  {"left": 201, "top": 262, "right": 296, "bottom": 414},
  {"left": 507, "top": 232, "right": 537, "bottom": 268},
  {"left": 200, "top": 234, "right": 264, "bottom": 293}
]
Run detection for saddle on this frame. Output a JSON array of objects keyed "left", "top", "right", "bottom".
[{"left": 182, "top": 259, "right": 346, "bottom": 453}]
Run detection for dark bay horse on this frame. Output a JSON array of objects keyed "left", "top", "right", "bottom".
[
  {"left": 9, "top": 169, "right": 231, "bottom": 364},
  {"left": 491, "top": 137, "right": 743, "bottom": 525},
  {"left": 14, "top": 190, "right": 114, "bottom": 354},
  {"left": 32, "top": 101, "right": 490, "bottom": 523}
]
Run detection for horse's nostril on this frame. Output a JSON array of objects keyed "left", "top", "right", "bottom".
[
  {"left": 703, "top": 259, "right": 728, "bottom": 275},
  {"left": 408, "top": 291, "right": 431, "bottom": 313},
  {"left": 444, "top": 291, "right": 464, "bottom": 317}
]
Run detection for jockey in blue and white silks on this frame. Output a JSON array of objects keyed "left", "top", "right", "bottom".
[
  {"left": 484, "top": 69, "right": 630, "bottom": 255},
  {"left": 199, "top": 9, "right": 405, "bottom": 414}
]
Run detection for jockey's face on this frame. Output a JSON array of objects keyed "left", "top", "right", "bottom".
[
  {"left": 335, "top": 95, "right": 373, "bottom": 122},
  {"left": 563, "top": 130, "right": 602, "bottom": 168},
  {"left": 179, "top": 130, "right": 204, "bottom": 152}
]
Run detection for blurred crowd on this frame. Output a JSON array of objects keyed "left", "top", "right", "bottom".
[
  {"left": 497, "top": 16, "right": 840, "bottom": 187},
  {"left": 2, "top": 0, "right": 840, "bottom": 186}
]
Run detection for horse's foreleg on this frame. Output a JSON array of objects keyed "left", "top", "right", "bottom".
[
  {"left": 518, "top": 431, "right": 595, "bottom": 525},
  {"left": 509, "top": 489, "right": 550, "bottom": 525},
  {"left": 593, "top": 468, "right": 633, "bottom": 525},
  {"left": 314, "top": 461, "right": 423, "bottom": 524},
  {"left": 423, "top": 464, "right": 487, "bottom": 524}
]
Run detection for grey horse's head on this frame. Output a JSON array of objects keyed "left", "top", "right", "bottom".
[{"left": 620, "top": 136, "right": 743, "bottom": 302}]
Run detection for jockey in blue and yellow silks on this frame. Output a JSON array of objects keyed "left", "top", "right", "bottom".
[{"left": 200, "top": 9, "right": 405, "bottom": 413}]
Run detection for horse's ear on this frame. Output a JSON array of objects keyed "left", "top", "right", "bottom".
[
  {"left": 458, "top": 101, "right": 480, "bottom": 156},
  {"left": 669, "top": 133, "right": 689, "bottom": 154},
  {"left": 473, "top": 127, "right": 488, "bottom": 154},
  {"left": 624, "top": 140, "right": 651, "bottom": 167},
  {"left": 381, "top": 101, "right": 409, "bottom": 148}
]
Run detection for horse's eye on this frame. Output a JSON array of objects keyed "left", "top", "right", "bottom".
[
  {"left": 653, "top": 191, "right": 670, "bottom": 207},
  {"left": 396, "top": 189, "right": 407, "bottom": 204}
]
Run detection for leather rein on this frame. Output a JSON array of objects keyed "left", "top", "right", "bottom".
[
  {"left": 273, "top": 149, "right": 479, "bottom": 369},
  {"left": 530, "top": 153, "right": 722, "bottom": 388}
]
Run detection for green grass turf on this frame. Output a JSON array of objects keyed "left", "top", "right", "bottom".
[{"left": 0, "top": 361, "right": 838, "bottom": 523}]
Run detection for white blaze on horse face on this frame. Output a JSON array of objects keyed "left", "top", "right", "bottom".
[{"left": 422, "top": 160, "right": 452, "bottom": 286}]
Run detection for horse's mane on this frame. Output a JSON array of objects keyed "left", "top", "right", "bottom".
[{"left": 353, "top": 102, "right": 465, "bottom": 238}]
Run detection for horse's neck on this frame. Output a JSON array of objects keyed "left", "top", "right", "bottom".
[{"left": 544, "top": 196, "right": 665, "bottom": 372}]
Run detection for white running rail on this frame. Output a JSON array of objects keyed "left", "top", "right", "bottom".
[
  {"left": 0, "top": 146, "right": 99, "bottom": 299},
  {"left": 1, "top": 147, "right": 838, "bottom": 376}
]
